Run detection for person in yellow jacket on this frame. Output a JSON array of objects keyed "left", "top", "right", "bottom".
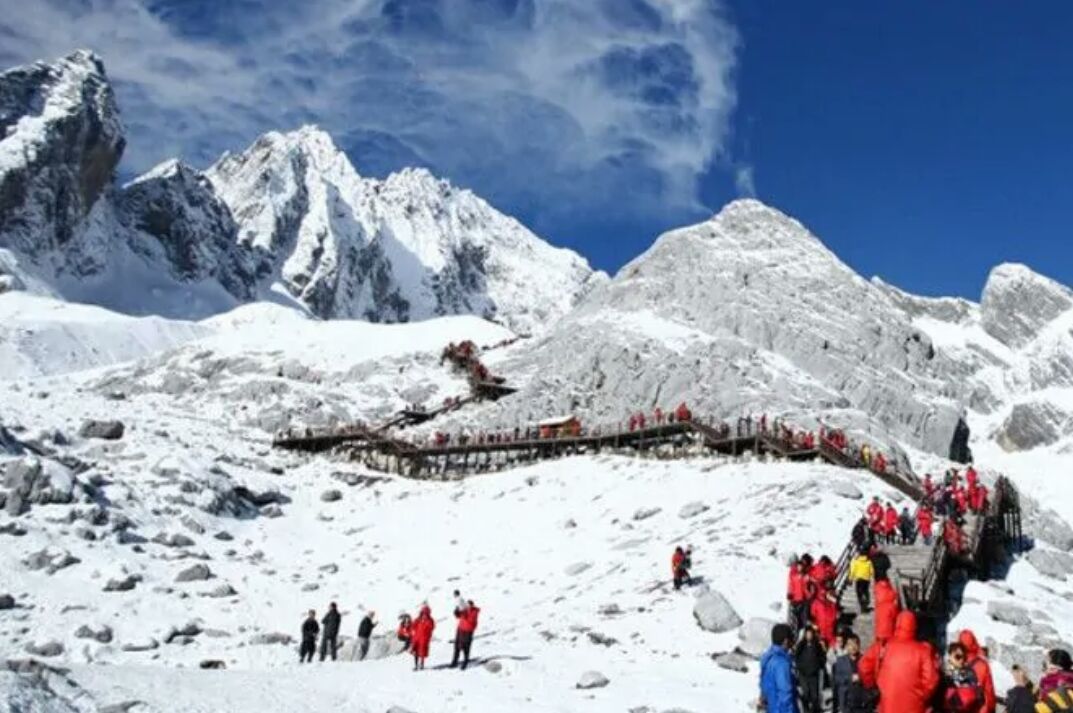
[{"left": 849, "top": 553, "right": 874, "bottom": 613}]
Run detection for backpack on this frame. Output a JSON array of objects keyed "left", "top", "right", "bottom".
[{"left": 1038, "top": 685, "right": 1073, "bottom": 712}]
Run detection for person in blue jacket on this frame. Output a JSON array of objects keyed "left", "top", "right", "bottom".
[{"left": 760, "top": 623, "right": 799, "bottom": 713}]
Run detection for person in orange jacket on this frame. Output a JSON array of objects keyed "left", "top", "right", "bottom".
[
  {"left": 410, "top": 604, "right": 435, "bottom": 671},
  {"left": 916, "top": 506, "right": 935, "bottom": 546},
  {"left": 958, "top": 629, "right": 997, "bottom": 712},
  {"left": 872, "top": 570, "right": 900, "bottom": 644},
  {"left": 451, "top": 600, "right": 480, "bottom": 670},
  {"left": 809, "top": 584, "right": 839, "bottom": 649},
  {"left": 883, "top": 503, "right": 899, "bottom": 545},
  {"left": 858, "top": 611, "right": 939, "bottom": 713},
  {"left": 787, "top": 558, "right": 814, "bottom": 631}
]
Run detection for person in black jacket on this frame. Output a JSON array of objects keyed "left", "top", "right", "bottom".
[
  {"left": 300, "top": 610, "right": 319, "bottom": 663},
  {"left": 319, "top": 602, "right": 342, "bottom": 661},
  {"left": 795, "top": 625, "right": 827, "bottom": 713},
  {"left": 356, "top": 611, "right": 377, "bottom": 661},
  {"left": 1005, "top": 665, "right": 1036, "bottom": 713}
]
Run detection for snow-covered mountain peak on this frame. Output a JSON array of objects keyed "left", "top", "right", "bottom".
[{"left": 981, "top": 262, "right": 1073, "bottom": 349}]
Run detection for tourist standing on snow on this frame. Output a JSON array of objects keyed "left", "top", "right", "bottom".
[
  {"left": 958, "top": 630, "right": 997, "bottom": 712},
  {"left": 300, "top": 609, "right": 319, "bottom": 663},
  {"left": 672, "top": 546, "right": 690, "bottom": 590},
  {"left": 451, "top": 599, "right": 480, "bottom": 670},
  {"left": 849, "top": 551, "right": 874, "bottom": 613},
  {"left": 356, "top": 611, "right": 377, "bottom": 661},
  {"left": 794, "top": 625, "right": 826, "bottom": 713},
  {"left": 453, "top": 589, "right": 467, "bottom": 614},
  {"left": 759, "top": 623, "right": 799, "bottom": 713},
  {"left": 940, "top": 641, "right": 986, "bottom": 712},
  {"left": 319, "top": 602, "right": 342, "bottom": 661},
  {"left": 787, "top": 557, "right": 814, "bottom": 632},
  {"left": 397, "top": 613, "right": 413, "bottom": 652},
  {"left": 410, "top": 604, "right": 435, "bottom": 671}
]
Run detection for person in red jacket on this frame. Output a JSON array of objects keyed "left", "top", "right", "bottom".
[
  {"left": 787, "top": 558, "right": 813, "bottom": 631},
  {"left": 809, "top": 585, "right": 839, "bottom": 649},
  {"left": 809, "top": 555, "right": 837, "bottom": 590},
  {"left": 917, "top": 506, "right": 935, "bottom": 546},
  {"left": 883, "top": 503, "right": 899, "bottom": 545},
  {"left": 410, "top": 605, "right": 435, "bottom": 671},
  {"left": 958, "top": 629, "right": 997, "bottom": 712},
  {"left": 954, "top": 485, "right": 969, "bottom": 515},
  {"left": 867, "top": 497, "right": 884, "bottom": 533},
  {"left": 397, "top": 613, "right": 413, "bottom": 652},
  {"left": 873, "top": 571, "right": 900, "bottom": 645},
  {"left": 970, "top": 484, "right": 988, "bottom": 514},
  {"left": 966, "top": 466, "right": 978, "bottom": 490},
  {"left": 672, "top": 547, "right": 689, "bottom": 590},
  {"left": 451, "top": 600, "right": 480, "bottom": 670},
  {"left": 858, "top": 611, "right": 940, "bottom": 713}
]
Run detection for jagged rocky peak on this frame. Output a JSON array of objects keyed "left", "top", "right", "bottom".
[
  {"left": 468, "top": 198, "right": 966, "bottom": 459},
  {"left": 872, "top": 276, "right": 976, "bottom": 325},
  {"left": 0, "top": 49, "right": 124, "bottom": 256},
  {"left": 981, "top": 263, "right": 1073, "bottom": 349},
  {"left": 118, "top": 159, "right": 254, "bottom": 298},
  {"left": 206, "top": 124, "right": 600, "bottom": 333}
]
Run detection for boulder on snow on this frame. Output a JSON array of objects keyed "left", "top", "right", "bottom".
[
  {"left": 714, "top": 652, "right": 750, "bottom": 673},
  {"left": 78, "top": 420, "right": 125, "bottom": 440},
  {"left": 829, "top": 480, "right": 863, "bottom": 500},
  {"left": 74, "top": 624, "right": 114, "bottom": 643},
  {"left": 2, "top": 457, "right": 76, "bottom": 515},
  {"left": 633, "top": 506, "right": 661, "bottom": 521},
  {"left": 320, "top": 489, "right": 343, "bottom": 502},
  {"left": 576, "top": 671, "right": 610, "bottom": 689},
  {"left": 693, "top": 590, "right": 743, "bottom": 634},
  {"left": 249, "top": 632, "right": 293, "bottom": 646},
  {"left": 678, "top": 501, "right": 710, "bottom": 519},
  {"left": 23, "top": 547, "right": 80, "bottom": 574},
  {"left": 202, "top": 583, "right": 238, "bottom": 598},
  {"left": 738, "top": 617, "right": 778, "bottom": 658},
  {"left": 199, "top": 660, "right": 226, "bottom": 670},
  {"left": 103, "top": 574, "right": 141, "bottom": 592},
  {"left": 484, "top": 660, "right": 503, "bottom": 673},
  {"left": 986, "top": 601, "right": 1032, "bottom": 627},
  {"left": 120, "top": 638, "right": 159, "bottom": 652},
  {"left": 565, "top": 562, "right": 593, "bottom": 576},
  {"left": 339, "top": 633, "right": 408, "bottom": 661},
  {"left": 24, "top": 640, "right": 64, "bottom": 657},
  {"left": 175, "top": 564, "right": 213, "bottom": 583},
  {"left": 0, "top": 594, "right": 15, "bottom": 610},
  {"left": 1027, "top": 549, "right": 1073, "bottom": 580}
]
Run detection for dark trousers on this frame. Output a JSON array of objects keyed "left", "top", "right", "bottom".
[
  {"left": 855, "top": 580, "right": 870, "bottom": 612},
  {"left": 673, "top": 569, "right": 689, "bottom": 590},
  {"left": 299, "top": 637, "right": 316, "bottom": 663},
  {"left": 800, "top": 672, "right": 823, "bottom": 713},
  {"left": 319, "top": 634, "right": 338, "bottom": 661},
  {"left": 791, "top": 601, "right": 810, "bottom": 632},
  {"left": 451, "top": 631, "right": 473, "bottom": 669}
]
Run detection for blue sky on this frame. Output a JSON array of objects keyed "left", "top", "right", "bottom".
[{"left": 2, "top": 1, "right": 1070, "bottom": 297}]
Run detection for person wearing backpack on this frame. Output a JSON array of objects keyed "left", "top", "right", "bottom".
[
  {"left": 758, "top": 623, "right": 799, "bottom": 713},
  {"left": 1040, "top": 649, "right": 1073, "bottom": 699},
  {"left": 941, "top": 642, "right": 985, "bottom": 711},
  {"left": 957, "top": 630, "right": 996, "bottom": 712}
]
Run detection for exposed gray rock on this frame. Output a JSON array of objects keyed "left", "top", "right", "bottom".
[
  {"left": 0, "top": 594, "right": 15, "bottom": 610},
  {"left": 78, "top": 420, "right": 125, "bottom": 440},
  {"left": 22, "top": 547, "right": 80, "bottom": 574},
  {"left": 738, "top": 617, "right": 779, "bottom": 658},
  {"left": 2, "top": 457, "right": 76, "bottom": 515},
  {"left": 199, "top": 660, "right": 227, "bottom": 670},
  {"left": 576, "top": 670, "right": 610, "bottom": 689},
  {"left": 484, "top": 660, "right": 503, "bottom": 673},
  {"left": 693, "top": 590, "right": 743, "bottom": 634},
  {"left": 103, "top": 574, "right": 141, "bottom": 592},
  {"left": 998, "top": 401, "right": 1071, "bottom": 452},
  {"left": 1027, "top": 549, "right": 1073, "bottom": 580},
  {"left": 120, "top": 638, "right": 159, "bottom": 652},
  {"left": 678, "top": 501, "right": 709, "bottom": 519},
  {"left": 202, "top": 583, "right": 238, "bottom": 599},
  {"left": 714, "top": 652, "right": 750, "bottom": 673},
  {"left": 829, "top": 480, "right": 863, "bottom": 500},
  {"left": 249, "top": 632, "right": 293, "bottom": 646},
  {"left": 74, "top": 624, "right": 113, "bottom": 643},
  {"left": 981, "top": 263, "right": 1073, "bottom": 349},
  {"left": 320, "top": 489, "right": 343, "bottom": 503},
  {"left": 175, "top": 564, "right": 213, "bottom": 583},
  {"left": 152, "top": 532, "right": 195, "bottom": 548},
  {"left": 986, "top": 601, "right": 1032, "bottom": 627},
  {"left": 339, "top": 632, "right": 407, "bottom": 661},
  {"left": 633, "top": 507, "right": 661, "bottom": 521},
  {"left": 23, "top": 640, "right": 64, "bottom": 657},
  {"left": 565, "top": 562, "right": 593, "bottom": 576}
]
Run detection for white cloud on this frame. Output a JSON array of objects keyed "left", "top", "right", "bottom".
[
  {"left": 0, "top": 0, "right": 739, "bottom": 237},
  {"left": 734, "top": 164, "right": 756, "bottom": 198}
]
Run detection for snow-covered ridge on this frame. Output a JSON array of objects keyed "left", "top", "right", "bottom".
[{"left": 0, "top": 52, "right": 601, "bottom": 334}]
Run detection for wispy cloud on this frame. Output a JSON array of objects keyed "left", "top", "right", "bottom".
[
  {"left": 734, "top": 164, "right": 756, "bottom": 198},
  {"left": 1, "top": 0, "right": 739, "bottom": 246}
]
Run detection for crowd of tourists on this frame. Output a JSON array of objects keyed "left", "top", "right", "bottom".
[{"left": 299, "top": 591, "right": 481, "bottom": 671}]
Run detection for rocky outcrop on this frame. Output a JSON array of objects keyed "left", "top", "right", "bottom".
[
  {"left": 0, "top": 50, "right": 124, "bottom": 261},
  {"left": 998, "top": 401, "right": 1071, "bottom": 452},
  {"left": 981, "top": 263, "right": 1073, "bottom": 349}
]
